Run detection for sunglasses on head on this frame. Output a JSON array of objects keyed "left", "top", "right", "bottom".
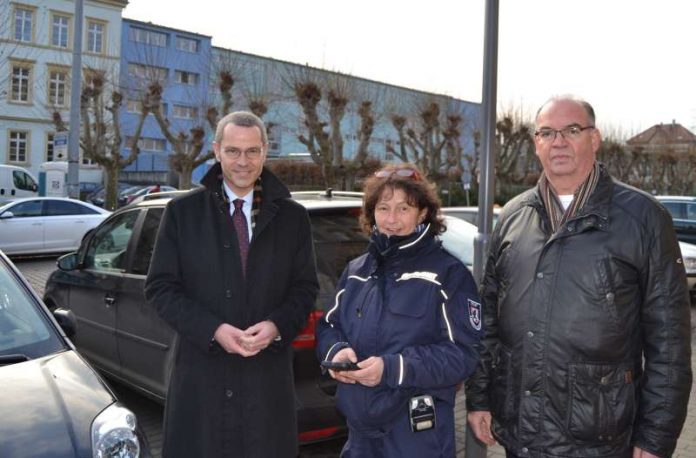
[{"left": 374, "top": 168, "right": 421, "bottom": 180}]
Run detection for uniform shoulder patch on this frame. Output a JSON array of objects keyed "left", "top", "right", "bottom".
[{"left": 468, "top": 299, "right": 482, "bottom": 331}]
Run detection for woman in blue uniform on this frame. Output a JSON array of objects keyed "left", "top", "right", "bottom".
[{"left": 316, "top": 164, "right": 483, "bottom": 457}]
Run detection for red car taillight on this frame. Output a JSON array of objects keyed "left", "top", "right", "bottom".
[
  {"left": 292, "top": 310, "right": 323, "bottom": 349},
  {"left": 298, "top": 426, "right": 340, "bottom": 443}
]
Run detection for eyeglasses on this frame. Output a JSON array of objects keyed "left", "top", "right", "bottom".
[
  {"left": 374, "top": 168, "right": 421, "bottom": 180},
  {"left": 534, "top": 125, "right": 595, "bottom": 143},
  {"left": 222, "top": 146, "right": 264, "bottom": 160}
]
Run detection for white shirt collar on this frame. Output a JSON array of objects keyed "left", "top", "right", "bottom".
[{"left": 222, "top": 182, "right": 253, "bottom": 209}]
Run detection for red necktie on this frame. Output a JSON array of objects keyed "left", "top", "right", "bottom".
[{"left": 232, "top": 199, "right": 249, "bottom": 274}]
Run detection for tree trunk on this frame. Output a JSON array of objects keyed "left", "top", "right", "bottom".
[
  {"left": 104, "top": 163, "right": 120, "bottom": 211},
  {"left": 178, "top": 163, "right": 194, "bottom": 189}
]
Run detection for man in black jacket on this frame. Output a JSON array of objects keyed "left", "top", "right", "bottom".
[
  {"left": 145, "top": 111, "right": 318, "bottom": 457},
  {"left": 465, "top": 96, "right": 692, "bottom": 458}
]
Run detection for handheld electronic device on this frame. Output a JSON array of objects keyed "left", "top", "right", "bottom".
[
  {"left": 320, "top": 360, "right": 360, "bottom": 371},
  {"left": 409, "top": 395, "right": 436, "bottom": 432}
]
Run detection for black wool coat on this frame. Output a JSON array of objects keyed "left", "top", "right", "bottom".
[{"left": 145, "top": 164, "right": 319, "bottom": 457}]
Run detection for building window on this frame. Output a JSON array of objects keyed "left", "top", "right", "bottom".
[
  {"left": 129, "top": 27, "right": 167, "bottom": 47},
  {"left": 126, "top": 136, "right": 166, "bottom": 152},
  {"left": 51, "top": 13, "right": 70, "bottom": 48},
  {"left": 86, "top": 20, "right": 105, "bottom": 54},
  {"left": 176, "top": 36, "right": 199, "bottom": 53},
  {"left": 174, "top": 70, "right": 198, "bottom": 85},
  {"left": 81, "top": 153, "right": 95, "bottom": 166},
  {"left": 172, "top": 104, "right": 198, "bottom": 119},
  {"left": 14, "top": 6, "right": 33, "bottom": 42},
  {"left": 128, "top": 63, "right": 168, "bottom": 81},
  {"left": 10, "top": 62, "right": 32, "bottom": 103},
  {"left": 126, "top": 99, "right": 142, "bottom": 113},
  {"left": 48, "top": 69, "right": 68, "bottom": 107},
  {"left": 9, "top": 131, "right": 29, "bottom": 163},
  {"left": 46, "top": 133, "right": 55, "bottom": 162},
  {"left": 268, "top": 129, "right": 281, "bottom": 155}
]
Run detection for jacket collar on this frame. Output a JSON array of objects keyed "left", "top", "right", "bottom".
[
  {"left": 201, "top": 162, "right": 291, "bottom": 237},
  {"left": 368, "top": 224, "right": 437, "bottom": 267},
  {"left": 526, "top": 162, "right": 613, "bottom": 232}
]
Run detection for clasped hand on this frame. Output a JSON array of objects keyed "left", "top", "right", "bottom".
[
  {"left": 328, "top": 347, "right": 383, "bottom": 387},
  {"left": 214, "top": 321, "right": 278, "bottom": 357}
]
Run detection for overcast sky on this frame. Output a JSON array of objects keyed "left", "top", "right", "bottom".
[{"left": 123, "top": 0, "right": 696, "bottom": 135}]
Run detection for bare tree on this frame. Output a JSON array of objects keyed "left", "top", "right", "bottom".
[
  {"left": 285, "top": 65, "right": 378, "bottom": 189},
  {"left": 387, "top": 100, "right": 466, "bottom": 187},
  {"left": 52, "top": 72, "right": 147, "bottom": 210}
]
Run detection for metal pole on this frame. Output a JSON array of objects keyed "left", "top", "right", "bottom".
[
  {"left": 466, "top": 0, "right": 499, "bottom": 456},
  {"left": 67, "top": 0, "right": 83, "bottom": 199}
]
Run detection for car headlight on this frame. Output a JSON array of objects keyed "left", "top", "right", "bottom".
[
  {"left": 91, "top": 403, "right": 140, "bottom": 458},
  {"left": 684, "top": 255, "right": 696, "bottom": 275},
  {"left": 679, "top": 242, "right": 696, "bottom": 275}
]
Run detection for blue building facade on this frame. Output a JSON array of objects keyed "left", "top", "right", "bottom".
[
  {"left": 119, "top": 19, "right": 480, "bottom": 187},
  {"left": 119, "top": 19, "right": 212, "bottom": 184}
]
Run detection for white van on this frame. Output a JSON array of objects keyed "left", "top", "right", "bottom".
[{"left": 0, "top": 165, "right": 39, "bottom": 199}]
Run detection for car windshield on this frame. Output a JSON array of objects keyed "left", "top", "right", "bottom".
[{"left": 0, "top": 260, "right": 64, "bottom": 361}]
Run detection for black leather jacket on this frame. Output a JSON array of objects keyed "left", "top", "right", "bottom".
[{"left": 465, "top": 166, "right": 692, "bottom": 458}]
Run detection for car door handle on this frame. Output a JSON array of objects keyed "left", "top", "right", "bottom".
[{"left": 104, "top": 294, "right": 116, "bottom": 307}]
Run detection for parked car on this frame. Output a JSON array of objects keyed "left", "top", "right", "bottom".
[
  {"left": 128, "top": 189, "right": 190, "bottom": 206},
  {"left": 119, "top": 185, "right": 177, "bottom": 207},
  {"left": 441, "top": 205, "right": 501, "bottom": 228},
  {"left": 678, "top": 240, "right": 696, "bottom": 306},
  {"left": 87, "top": 182, "right": 136, "bottom": 208},
  {"left": 0, "top": 197, "right": 110, "bottom": 256},
  {"left": 656, "top": 196, "right": 696, "bottom": 244},
  {"left": 0, "top": 249, "right": 146, "bottom": 457},
  {"left": 43, "top": 190, "right": 476, "bottom": 444}
]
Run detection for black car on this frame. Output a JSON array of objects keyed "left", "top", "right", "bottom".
[
  {"left": 0, "top": 250, "right": 147, "bottom": 457},
  {"left": 44, "top": 190, "right": 369, "bottom": 444},
  {"left": 656, "top": 195, "right": 696, "bottom": 244}
]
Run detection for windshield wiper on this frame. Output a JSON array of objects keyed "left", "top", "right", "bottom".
[{"left": 0, "top": 354, "right": 30, "bottom": 366}]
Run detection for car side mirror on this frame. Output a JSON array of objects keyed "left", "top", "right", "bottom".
[
  {"left": 0, "top": 211, "right": 14, "bottom": 219},
  {"left": 53, "top": 308, "right": 77, "bottom": 338},
  {"left": 57, "top": 252, "right": 79, "bottom": 271},
  {"left": 32, "top": 183, "right": 38, "bottom": 192}
]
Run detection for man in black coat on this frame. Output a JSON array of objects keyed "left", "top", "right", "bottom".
[
  {"left": 145, "top": 111, "right": 319, "bottom": 457},
  {"left": 465, "top": 96, "right": 692, "bottom": 458}
]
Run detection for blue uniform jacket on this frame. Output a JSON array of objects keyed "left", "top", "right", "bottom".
[{"left": 316, "top": 228, "right": 483, "bottom": 437}]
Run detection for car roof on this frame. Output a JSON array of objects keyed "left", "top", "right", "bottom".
[
  {"left": 126, "top": 189, "right": 364, "bottom": 210},
  {"left": 655, "top": 195, "right": 696, "bottom": 202},
  {"left": 441, "top": 206, "right": 501, "bottom": 213},
  {"left": 0, "top": 197, "right": 111, "bottom": 212}
]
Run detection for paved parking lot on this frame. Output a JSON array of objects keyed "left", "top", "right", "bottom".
[{"left": 14, "top": 256, "right": 696, "bottom": 457}]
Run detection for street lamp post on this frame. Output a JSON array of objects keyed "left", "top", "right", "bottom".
[
  {"left": 466, "top": 0, "right": 499, "bottom": 457},
  {"left": 67, "top": 0, "right": 84, "bottom": 199}
]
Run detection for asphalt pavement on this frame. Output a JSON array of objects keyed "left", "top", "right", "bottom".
[{"left": 14, "top": 256, "right": 696, "bottom": 458}]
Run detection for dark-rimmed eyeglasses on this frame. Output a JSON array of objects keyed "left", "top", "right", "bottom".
[
  {"left": 534, "top": 125, "right": 595, "bottom": 143},
  {"left": 374, "top": 168, "right": 421, "bottom": 180}
]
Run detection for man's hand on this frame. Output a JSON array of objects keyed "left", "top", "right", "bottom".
[
  {"left": 632, "top": 447, "right": 660, "bottom": 458},
  {"left": 239, "top": 320, "right": 279, "bottom": 353},
  {"left": 213, "top": 323, "right": 259, "bottom": 357},
  {"left": 467, "top": 411, "right": 496, "bottom": 446}
]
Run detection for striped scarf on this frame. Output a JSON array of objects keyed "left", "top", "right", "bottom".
[
  {"left": 220, "top": 177, "right": 263, "bottom": 236},
  {"left": 538, "top": 162, "right": 600, "bottom": 233}
]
